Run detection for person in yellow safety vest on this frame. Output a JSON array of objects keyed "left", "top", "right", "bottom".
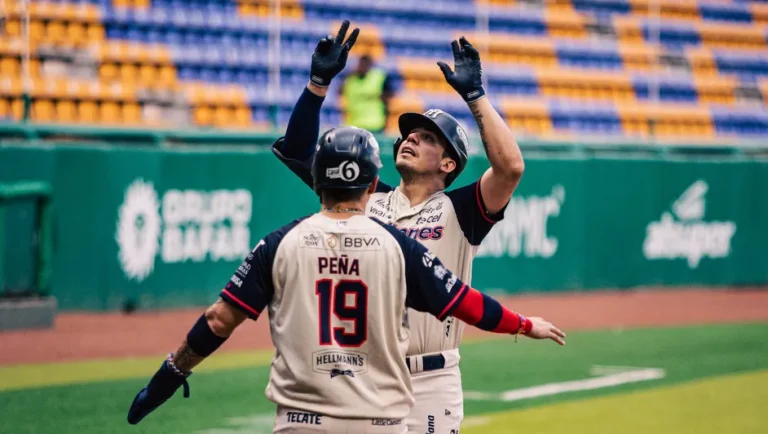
[{"left": 339, "top": 54, "right": 395, "bottom": 133}]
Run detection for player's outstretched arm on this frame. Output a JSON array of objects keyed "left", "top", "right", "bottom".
[
  {"left": 126, "top": 299, "right": 247, "bottom": 425},
  {"left": 273, "top": 20, "right": 359, "bottom": 169},
  {"left": 408, "top": 251, "right": 565, "bottom": 345},
  {"left": 376, "top": 220, "right": 566, "bottom": 345},
  {"left": 438, "top": 37, "right": 524, "bottom": 214},
  {"left": 127, "top": 229, "right": 283, "bottom": 425}
]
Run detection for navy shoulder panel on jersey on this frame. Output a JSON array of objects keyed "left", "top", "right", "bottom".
[
  {"left": 220, "top": 215, "right": 310, "bottom": 320},
  {"left": 445, "top": 179, "right": 508, "bottom": 246},
  {"left": 371, "top": 218, "right": 469, "bottom": 321}
]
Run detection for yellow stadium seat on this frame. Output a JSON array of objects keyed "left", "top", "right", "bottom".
[
  {"left": 45, "top": 21, "right": 67, "bottom": 44},
  {"left": 87, "top": 25, "right": 105, "bottom": 42},
  {"left": 29, "top": 20, "right": 44, "bottom": 42},
  {"left": 100, "top": 63, "right": 118, "bottom": 81},
  {"left": 120, "top": 64, "right": 138, "bottom": 83},
  {"left": 5, "top": 20, "right": 21, "bottom": 37},
  {"left": 28, "top": 59, "right": 41, "bottom": 78},
  {"left": 122, "top": 103, "right": 141, "bottom": 124},
  {"left": 56, "top": 100, "right": 76, "bottom": 123},
  {"left": 100, "top": 101, "right": 121, "bottom": 124},
  {"left": 234, "top": 106, "right": 251, "bottom": 127},
  {"left": 29, "top": 2, "right": 52, "bottom": 20},
  {"left": 78, "top": 100, "right": 98, "bottom": 124},
  {"left": 134, "top": 0, "right": 151, "bottom": 9},
  {"left": 193, "top": 106, "right": 212, "bottom": 126},
  {"left": 0, "top": 57, "right": 19, "bottom": 76},
  {"left": 66, "top": 22, "right": 87, "bottom": 45},
  {"left": 10, "top": 99, "right": 24, "bottom": 120},
  {"left": 213, "top": 106, "right": 233, "bottom": 127},
  {"left": 138, "top": 64, "right": 157, "bottom": 87},
  {"left": 0, "top": 98, "right": 8, "bottom": 118},
  {"left": 113, "top": 0, "right": 130, "bottom": 7},
  {"left": 159, "top": 65, "right": 177, "bottom": 87},
  {"left": 32, "top": 99, "right": 54, "bottom": 122}
]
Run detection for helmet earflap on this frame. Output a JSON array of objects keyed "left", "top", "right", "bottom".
[{"left": 392, "top": 137, "right": 403, "bottom": 164}]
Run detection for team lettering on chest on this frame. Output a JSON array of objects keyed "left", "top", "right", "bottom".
[{"left": 394, "top": 201, "right": 446, "bottom": 241}]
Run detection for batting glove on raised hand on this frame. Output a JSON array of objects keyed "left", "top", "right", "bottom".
[
  {"left": 310, "top": 20, "right": 360, "bottom": 87},
  {"left": 127, "top": 355, "right": 191, "bottom": 425},
  {"left": 437, "top": 37, "right": 486, "bottom": 103}
]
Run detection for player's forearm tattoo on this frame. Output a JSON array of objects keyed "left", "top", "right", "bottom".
[
  {"left": 469, "top": 102, "right": 488, "bottom": 152},
  {"left": 171, "top": 340, "right": 205, "bottom": 373}
]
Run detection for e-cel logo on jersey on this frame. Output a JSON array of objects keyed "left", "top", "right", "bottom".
[
  {"left": 116, "top": 178, "right": 253, "bottom": 282},
  {"left": 643, "top": 180, "right": 736, "bottom": 269}
]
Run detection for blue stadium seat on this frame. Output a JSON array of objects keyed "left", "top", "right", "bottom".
[
  {"left": 490, "top": 10, "right": 548, "bottom": 36},
  {"left": 715, "top": 52, "right": 768, "bottom": 78},
  {"left": 556, "top": 44, "right": 624, "bottom": 71},
  {"left": 700, "top": 4, "right": 753, "bottom": 24},
  {"left": 641, "top": 22, "right": 701, "bottom": 49},
  {"left": 712, "top": 108, "right": 768, "bottom": 136},
  {"left": 549, "top": 100, "right": 621, "bottom": 134},
  {"left": 571, "top": 0, "right": 631, "bottom": 16}
]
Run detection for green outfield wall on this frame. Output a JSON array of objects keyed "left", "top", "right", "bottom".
[{"left": 1, "top": 143, "right": 766, "bottom": 310}]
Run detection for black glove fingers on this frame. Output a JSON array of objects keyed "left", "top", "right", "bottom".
[
  {"left": 315, "top": 37, "right": 331, "bottom": 54},
  {"left": 460, "top": 36, "right": 481, "bottom": 60},
  {"left": 436, "top": 61, "right": 454, "bottom": 81},
  {"left": 450, "top": 40, "right": 462, "bottom": 63},
  {"left": 335, "top": 20, "right": 350, "bottom": 45},
  {"left": 345, "top": 28, "right": 360, "bottom": 50},
  {"left": 339, "top": 45, "right": 350, "bottom": 64}
]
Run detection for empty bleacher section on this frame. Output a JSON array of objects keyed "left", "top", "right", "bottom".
[{"left": 1, "top": 0, "right": 768, "bottom": 140}]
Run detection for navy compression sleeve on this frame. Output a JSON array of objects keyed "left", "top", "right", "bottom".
[{"left": 279, "top": 87, "right": 325, "bottom": 161}]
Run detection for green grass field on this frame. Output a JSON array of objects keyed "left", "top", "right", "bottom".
[{"left": 1, "top": 323, "right": 767, "bottom": 434}]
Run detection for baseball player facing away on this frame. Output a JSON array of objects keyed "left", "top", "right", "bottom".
[
  {"left": 126, "top": 126, "right": 566, "bottom": 433},
  {"left": 272, "top": 21, "right": 554, "bottom": 432}
]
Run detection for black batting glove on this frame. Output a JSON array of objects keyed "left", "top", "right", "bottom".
[
  {"left": 437, "top": 36, "right": 486, "bottom": 103},
  {"left": 310, "top": 20, "right": 360, "bottom": 87}
]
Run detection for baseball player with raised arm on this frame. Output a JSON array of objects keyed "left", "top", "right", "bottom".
[
  {"left": 272, "top": 21, "right": 541, "bottom": 432},
  {"left": 125, "top": 126, "right": 565, "bottom": 433}
]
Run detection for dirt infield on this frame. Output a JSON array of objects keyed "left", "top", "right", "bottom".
[{"left": 2, "top": 287, "right": 767, "bottom": 366}]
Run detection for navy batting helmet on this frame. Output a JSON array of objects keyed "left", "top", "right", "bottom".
[
  {"left": 311, "top": 126, "right": 383, "bottom": 195},
  {"left": 395, "top": 108, "right": 469, "bottom": 188}
]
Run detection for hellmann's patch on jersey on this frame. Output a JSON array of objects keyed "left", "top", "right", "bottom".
[
  {"left": 300, "top": 231, "right": 383, "bottom": 252},
  {"left": 312, "top": 350, "right": 368, "bottom": 378}
]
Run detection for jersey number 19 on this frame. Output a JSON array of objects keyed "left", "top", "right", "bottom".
[{"left": 315, "top": 279, "right": 369, "bottom": 347}]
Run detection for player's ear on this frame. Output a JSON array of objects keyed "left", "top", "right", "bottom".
[
  {"left": 440, "top": 156, "right": 456, "bottom": 176},
  {"left": 368, "top": 176, "right": 379, "bottom": 194}
]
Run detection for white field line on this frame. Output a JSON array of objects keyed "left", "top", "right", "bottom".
[{"left": 464, "top": 365, "right": 666, "bottom": 402}]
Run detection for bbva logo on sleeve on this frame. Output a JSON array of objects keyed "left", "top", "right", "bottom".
[
  {"left": 116, "top": 178, "right": 253, "bottom": 282},
  {"left": 643, "top": 180, "right": 736, "bottom": 269}
]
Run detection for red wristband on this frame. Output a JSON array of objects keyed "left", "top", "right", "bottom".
[{"left": 518, "top": 315, "right": 533, "bottom": 335}]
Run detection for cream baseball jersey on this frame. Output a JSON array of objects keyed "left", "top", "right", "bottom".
[
  {"left": 273, "top": 143, "right": 506, "bottom": 355},
  {"left": 219, "top": 213, "right": 472, "bottom": 419}
]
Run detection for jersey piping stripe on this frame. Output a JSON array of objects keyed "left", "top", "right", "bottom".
[
  {"left": 221, "top": 289, "right": 260, "bottom": 318},
  {"left": 475, "top": 179, "right": 498, "bottom": 224},
  {"left": 438, "top": 283, "right": 469, "bottom": 320}
]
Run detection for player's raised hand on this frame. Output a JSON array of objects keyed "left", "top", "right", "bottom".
[
  {"left": 310, "top": 20, "right": 360, "bottom": 87},
  {"left": 524, "top": 317, "right": 566, "bottom": 346},
  {"left": 437, "top": 36, "right": 486, "bottom": 103}
]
